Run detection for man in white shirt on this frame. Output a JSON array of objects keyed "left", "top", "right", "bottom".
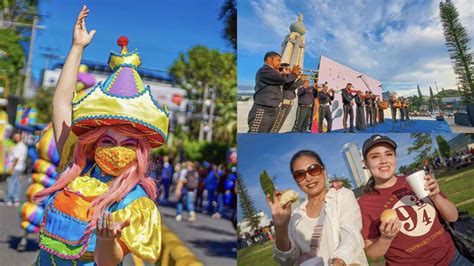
[{"left": 4, "top": 133, "right": 28, "bottom": 206}]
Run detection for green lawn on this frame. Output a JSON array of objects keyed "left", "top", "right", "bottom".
[{"left": 437, "top": 166, "right": 474, "bottom": 216}]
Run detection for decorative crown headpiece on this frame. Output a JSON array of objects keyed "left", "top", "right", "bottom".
[{"left": 71, "top": 36, "right": 169, "bottom": 147}]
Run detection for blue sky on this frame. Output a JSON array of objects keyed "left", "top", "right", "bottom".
[
  {"left": 29, "top": 0, "right": 232, "bottom": 84},
  {"left": 238, "top": 0, "right": 474, "bottom": 97},
  {"left": 237, "top": 133, "right": 459, "bottom": 220}
]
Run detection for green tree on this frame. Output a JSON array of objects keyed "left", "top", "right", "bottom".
[
  {"left": 237, "top": 176, "right": 260, "bottom": 232},
  {"left": 407, "top": 95, "right": 424, "bottom": 111},
  {"left": 340, "top": 178, "right": 352, "bottom": 189},
  {"left": 437, "top": 89, "right": 461, "bottom": 98},
  {"left": 408, "top": 133, "right": 433, "bottom": 164},
  {"left": 169, "top": 46, "right": 236, "bottom": 145},
  {"left": 218, "top": 0, "right": 236, "bottom": 50},
  {"left": 260, "top": 170, "right": 275, "bottom": 203},
  {"left": 439, "top": 0, "right": 474, "bottom": 103},
  {"left": 1, "top": 0, "right": 39, "bottom": 31},
  {"left": 436, "top": 135, "right": 451, "bottom": 158},
  {"left": 182, "top": 140, "right": 227, "bottom": 164},
  {"left": 0, "top": 29, "right": 25, "bottom": 95}
]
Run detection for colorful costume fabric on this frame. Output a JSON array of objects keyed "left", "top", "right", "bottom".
[
  {"left": 35, "top": 163, "right": 161, "bottom": 265},
  {"left": 35, "top": 36, "right": 168, "bottom": 265}
]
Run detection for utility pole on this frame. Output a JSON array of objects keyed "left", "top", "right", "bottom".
[
  {"left": 198, "top": 84, "right": 209, "bottom": 141},
  {"left": 22, "top": 16, "right": 41, "bottom": 98},
  {"left": 207, "top": 88, "right": 216, "bottom": 141}
]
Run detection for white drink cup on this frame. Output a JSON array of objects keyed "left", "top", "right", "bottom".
[{"left": 406, "top": 170, "right": 429, "bottom": 199}]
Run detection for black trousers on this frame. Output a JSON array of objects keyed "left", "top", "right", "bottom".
[
  {"left": 292, "top": 105, "right": 312, "bottom": 132},
  {"left": 356, "top": 105, "right": 366, "bottom": 131},
  {"left": 270, "top": 103, "right": 293, "bottom": 133},
  {"left": 343, "top": 104, "right": 354, "bottom": 132},
  {"left": 372, "top": 107, "right": 377, "bottom": 125},
  {"left": 378, "top": 108, "right": 385, "bottom": 123},
  {"left": 391, "top": 107, "right": 397, "bottom": 122},
  {"left": 365, "top": 106, "right": 372, "bottom": 127},
  {"left": 318, "top": 105, "right": 332, "bottom": 132},
  {"left": 248, "top": 103, "right": 278, "bottom": 133}
]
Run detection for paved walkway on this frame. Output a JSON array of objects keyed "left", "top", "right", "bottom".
[
  {"left": 445, "top": 117, "right": 474, "bottom": 133},
  {"left": 0, "top": 175, "right": 236, "bottom": 265}
]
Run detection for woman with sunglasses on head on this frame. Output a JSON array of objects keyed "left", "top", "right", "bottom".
[
  {"left": 268, "top": 150, "right": 368, "bottom": 266},
  {"left": 358, "top": 134, "right": 471, "bottom": 266},
  {"left": 32, "top": 6, "right": 168, "bottom": 265}
]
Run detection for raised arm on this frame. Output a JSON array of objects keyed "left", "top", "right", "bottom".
[{"left": 52, "top": 5, "right": 96, "bottom": 154}]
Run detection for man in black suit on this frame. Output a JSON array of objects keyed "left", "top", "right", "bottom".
[
  {"left": 292, "top": 79, "right": 315, "bottom": 132},
  {"left": 354, "top": 90, "right": 366, "bottom": 131},
  {"left": 389, "top": 94, "right": 398, "bottom": 122},
  {"left": 341, "top": 83, "right": 356, "bottom": 133},
  {"left": 247, "top": 51, "right": 299, "bottom": 133},
  {"left": 270, "top": 63, "right": 305, "bottom": 133},
  {"left": 316, "top": 82, "right": 335, "bottom": 132}
]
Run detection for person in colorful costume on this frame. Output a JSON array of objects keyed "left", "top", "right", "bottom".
[{"left": 33, "top": 5, "right": 168, "bottom": 265}]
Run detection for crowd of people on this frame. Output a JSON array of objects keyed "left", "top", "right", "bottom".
[
  {"left": 429, "top": 148, "right": 474, "bottom": 170},
  {"left": 149, "top": 155, "right": 237, "bottom": 224},
  {"left": 247, "top": 51, "right": 412, "bottom": 133}
]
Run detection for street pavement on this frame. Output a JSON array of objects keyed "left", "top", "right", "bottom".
[{"left": 0, "top": 174, "right": 236, "bottom": 265}]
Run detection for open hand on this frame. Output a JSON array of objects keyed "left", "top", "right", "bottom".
[
  {"left": 266, "top": 191, "right": 292, "bottom": 228},
  {"left": 73, "top": 5, "right": 96, "bottom": 48},
  {"left": 96, "top": 213, "right": 130, "bottom": 240}
]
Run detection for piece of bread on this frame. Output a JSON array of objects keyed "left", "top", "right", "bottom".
[
  {"left": 280, "top": 190, "right": 299, "bottom": 206},
  {"left": 380, "top": 209, "right": 397, "bottom": 223}
]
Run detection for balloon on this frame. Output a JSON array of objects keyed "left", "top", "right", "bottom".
[
  {"left": 32, "top": 173, "right": 56, "bottom": 187},
  {"left": 20, "top": 220, "right": 40, "bottom": 233},
  {"left": 37, "top": 127, "right": 60, "bottom": 165},
  {"left": 20, "top": 202, "right": 44, "bottom": 226},
  {"left": 34, "top": 159, "right": 58, "bottom": 179},
  {"left": 25, "top": 183, "right": 45, "bottom": 202}
]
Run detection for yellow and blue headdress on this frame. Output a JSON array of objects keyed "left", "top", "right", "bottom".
[{"left": 71, "top": 36, "right": 169, "bottom": 147}]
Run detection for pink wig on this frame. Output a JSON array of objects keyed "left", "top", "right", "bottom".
[{"left": 35, "top": 125, "right": 157, "bottom": 231}]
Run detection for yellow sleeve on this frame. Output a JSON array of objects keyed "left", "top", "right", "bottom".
[{"left": 111, "top": 197, "right": 162, "bottom": 263}]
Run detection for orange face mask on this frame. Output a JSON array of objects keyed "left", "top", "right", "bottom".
[{"left": 94, "top": 146, "right": 137, "bottom": 177}]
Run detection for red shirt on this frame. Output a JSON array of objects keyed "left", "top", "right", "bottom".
[{"left": 358, "top": 176, "right": 455, "bottom": 266}]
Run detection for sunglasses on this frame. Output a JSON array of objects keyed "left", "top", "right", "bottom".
[{"left": 292, "top": 163, "right": 324, "bottom": 182}]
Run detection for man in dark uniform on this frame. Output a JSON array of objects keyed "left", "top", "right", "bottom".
[
  {"left": 292, "top": 80, "right": 315, "bottom": 132},
  {"left": 247, "top": 51, "right": 299, "bottom": 133},
  {"left": 376, "top": 95, "right": 385, "bottom": 123},
  {"left": 364, "top": 91, "right": 373, "bottom": 128},
  {"left": 389, "top": 94, "right": 398, "bottom": 122},
  {"left": 400, "top": 97, "right": 406, "bottom": 121},
  {"left": 354, "top": 91, "right": 366, "bottom": 131},
  {"left": 404, "top": 99, "right": 410, "bottom": 120},
  {"left": 341, "top": 83, "right": 356, "bottom": 133},
  {"left": 316, "top": 82, "right": 335, "bottom": 132},
  {"left": 270, "top": 63, "right": 305, "bottom": 133}
]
